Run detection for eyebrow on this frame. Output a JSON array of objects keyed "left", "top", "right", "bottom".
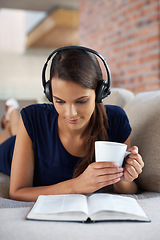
[{"left": 53, "top": 96, "right": 89, "bottom": 101}]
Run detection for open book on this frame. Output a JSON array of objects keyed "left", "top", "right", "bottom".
[{"left": 27, "top": 193, "right": 150, "bottom": 222}]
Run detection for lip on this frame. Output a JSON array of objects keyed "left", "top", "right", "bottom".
[{"left": 68, "top": 118, "right": 80, "bottom": 124}]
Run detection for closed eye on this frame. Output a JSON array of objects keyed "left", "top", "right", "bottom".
[
  {"left": 55, "top": 100, "right": 65, "bottom": 104},
  {"left": 76, "top": 99, "right": 88, "bottom": 104}
]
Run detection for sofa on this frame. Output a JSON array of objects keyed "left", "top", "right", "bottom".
[{"left": 0, "top": 90, "right": 160, "bottom": 240}]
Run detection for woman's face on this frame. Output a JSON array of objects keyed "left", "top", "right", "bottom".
[{"left": 51, "top": 78, "right": 96, "bottom": 132}]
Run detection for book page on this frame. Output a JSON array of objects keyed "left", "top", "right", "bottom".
[
  {"left": 31, "top": 194, "right": 88, "bottom": 215},
  {"left": 88, "top": 193, "right": 147, "bottom": 218}
]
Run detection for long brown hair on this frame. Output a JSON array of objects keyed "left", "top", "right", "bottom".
[{"left": 50, "top": 48, "right": 109, "bottom": 177}]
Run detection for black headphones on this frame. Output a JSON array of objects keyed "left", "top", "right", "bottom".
[{"left": 42, "top": 45, "right": 111, "bottom": 103}]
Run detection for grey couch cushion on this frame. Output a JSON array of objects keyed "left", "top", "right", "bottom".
[
  {"left": 103, "top": 88, "right": 134, "bottom": 108},
  {"left": 124, "top": 90, "right": 160, "bottom": 192},
  {"left": 0, "top": 172, "right": 10, "bottom": 198},
  {"left": 0, "top": 194, "right": 160, "bottom": 240}
]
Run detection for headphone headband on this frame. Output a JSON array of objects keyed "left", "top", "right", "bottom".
[{"left": 42, "top": 45, "right": 111, "bottom": 102}]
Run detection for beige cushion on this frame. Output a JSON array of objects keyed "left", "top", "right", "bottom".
[
  {"left": 124, "top": 90, "right": 160, "bottom": 192},
  {"left": 103, "top": 88, "right": 134, "bottom": 108}
]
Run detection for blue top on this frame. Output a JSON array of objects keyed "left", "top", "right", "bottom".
[{"left": 0, "top": 104, "right": 131, "bottom": 187}]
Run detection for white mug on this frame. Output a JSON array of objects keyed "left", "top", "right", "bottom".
[{"left": 95, "top": 141, "right": 131, "bottom": 167}]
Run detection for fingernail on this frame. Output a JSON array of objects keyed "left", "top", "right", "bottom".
[
  {"left": 114, "top": 162, "right": 119, "bottom": 167},
  {"left": 116, "top": 178, "right": 120, "bottom": 182},
  {"left": 132, "top": 150, "right": 138, "bottom": 154},
  {"left": 119, "top": 167, "right": 123, "bottom": 172}
]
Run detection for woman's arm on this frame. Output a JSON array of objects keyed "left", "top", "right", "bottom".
[
  {"left": 10, "top": 116, "right": 123, "bottom": 202},
  {"left": 113, "top": 136, "right": 144, "bottom": 194},
  {"left": 9, "top": 116, "right": 78, "bottom": 202}
]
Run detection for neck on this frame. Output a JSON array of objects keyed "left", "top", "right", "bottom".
[{"left": 57, "top": 116, "right": 86, "bottom": 157}]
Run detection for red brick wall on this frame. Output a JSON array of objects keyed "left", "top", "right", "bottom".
[{"left": 79, "top": 0, "right": 160, "bottom": 93}]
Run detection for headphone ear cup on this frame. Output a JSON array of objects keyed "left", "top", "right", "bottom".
[
  {"left": 96, "top": 80, "right": 111, "bottom": 103},
  {"left": 44, "top": 80, "right": 53, "bottom": 102}
]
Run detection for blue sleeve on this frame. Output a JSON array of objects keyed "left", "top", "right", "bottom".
[
  {"left": 105, "top": 105, "right": 132, "bottom": 143},
  {"left": 20, "top": 104, "right": 57, "bottom": 151},
  {"left": 20, "top": 104, "right": 37, "bottom": 143}
]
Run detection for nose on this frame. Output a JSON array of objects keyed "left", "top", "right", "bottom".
[{"left": 66, "top": 104, "right": 77, "bottom": 118}]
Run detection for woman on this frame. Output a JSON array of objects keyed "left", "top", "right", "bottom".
[{"left": 0, "top": 47, "right": 144, "bottom": 202}]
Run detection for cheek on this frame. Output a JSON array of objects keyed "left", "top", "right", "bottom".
[
  {"left": 83, "top": 101, "right": 95, "bottom": 118},
  {"left": 53, "top": 103, "right": 63, "bottom": 116}
]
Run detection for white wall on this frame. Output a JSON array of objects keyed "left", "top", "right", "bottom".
[
  {"left": 0, "top": 50, "right": 52, "bottom": 102},
  {"left": 0, "top": 9, "right": 26, "bottom": 54},
  {"left": 0, "top": 8, "right": 52, "bottom": 102}
]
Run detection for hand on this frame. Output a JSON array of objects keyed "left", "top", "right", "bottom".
[
  {"left": 75, "top": 161, "right": 123, "bottom": 194},
  {"left": 121, "top": 146, "right": 144, "bottom": 182}
]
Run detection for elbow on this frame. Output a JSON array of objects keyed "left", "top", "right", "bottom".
[
  {"left": 9, "top": 186, "right": 36, "bottom": 202},
  {"left": 9, "top": 187, "right": 24, "bottom": 201},
  {"left": 9, "top": 188, "right": 19, "bottom": 201}
]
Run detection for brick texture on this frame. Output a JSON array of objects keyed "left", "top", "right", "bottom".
[{"left": 79, "top": 0, "right": 160, "bottom": 93}]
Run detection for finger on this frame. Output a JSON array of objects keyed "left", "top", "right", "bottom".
[
  {"left": 125, "top": 163, "right": 138, "bottom": 180},
  {"left": 98, "top": 177, "right": 121, "bottom": 189},
  {"left": 97, "top": 167, "right": 123, "bottom": 176},
  {"left": 122, "top": 170, "right": 134, "bottom": 182},
  {"left": 127, "top": 146, "right": 144, "bottom": 168},
  {"left": 97, "top": 172, "right": 124, "bottom": 183},
  {"left": 126, "top": 154, "right": 144, "bottom": 169},
  {"left": 137, "top": 154, "right": 144, "bottom": 168},
  {"left": 126, "top": 157, "right": 142, "bottom": 175},
  {"left": 93, "top": 161, "right": 120, "bottom": 169},
  {"left": 133, "top": 161, "right": 142, "bottom": 175},
  {"left": 128, "top": 146, "right": 138, "bottom": 154}
]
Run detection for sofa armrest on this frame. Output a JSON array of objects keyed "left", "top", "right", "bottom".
[{"left": 124, "top": 90, "right": 160, "bottom": 192}]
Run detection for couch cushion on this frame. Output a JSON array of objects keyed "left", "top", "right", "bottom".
[
  {"left": 103, "top": 88, "right": 134, "bottom": 108},
  {"left": 0, "top": 197, "right": 34, "bottom": 208},
  {"left": 124, "top": 90, "right": 160, "bottom": 192},
  {"left": 0, "top": 172, "right": 10, "bottom": 198}
]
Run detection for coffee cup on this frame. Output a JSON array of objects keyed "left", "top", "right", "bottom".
[{"left": 95, "top": 141, "right": 131, "bottom": 167}]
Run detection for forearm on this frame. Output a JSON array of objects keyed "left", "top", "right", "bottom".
[
  {"left": 113, "top": 180, "right": 138, "bottom": 194},
  {"left": 9, "top": 178, "right": 78, "bottom": 202}
]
